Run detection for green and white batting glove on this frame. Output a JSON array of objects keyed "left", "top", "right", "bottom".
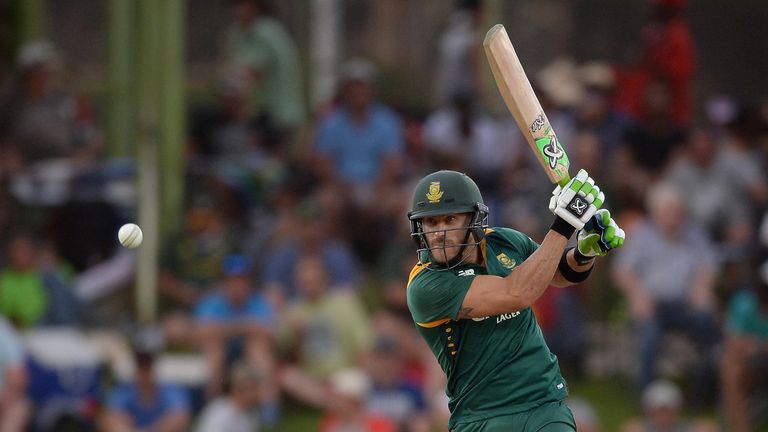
[
  {"left": 575, "top": 209, "right": 625, "bottom": 264},
  {"left": 549, "top": 169, "right": 605, "bottom": 231}
]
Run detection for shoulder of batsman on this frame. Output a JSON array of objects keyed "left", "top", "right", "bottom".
[{"left": 484, "top": 226, "right": 527, "bottom": 241}]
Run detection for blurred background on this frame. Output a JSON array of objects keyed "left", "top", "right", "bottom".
[{"left": 0, "top": 0, "right": 767, "bottom": 431}]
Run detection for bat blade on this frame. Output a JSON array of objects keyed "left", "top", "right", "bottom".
[{"left": 483, "top": 24, "right": 570, "bottom": 186}]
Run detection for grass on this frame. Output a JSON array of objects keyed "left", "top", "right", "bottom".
[
  {"left": 273, "top": 403, "right": 323, "bottom": 432},
  {"left": 274, "top": 377, "right": 731, "bottom": 431},
  {"left": 274, "top": 378, "right": 640, "bottom": 432},
  {"left": 568, "top": 376, "right": 640, "bottom": 431}
]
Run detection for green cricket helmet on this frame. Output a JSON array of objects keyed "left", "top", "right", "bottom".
[{"left": 408, "top": 170, "right": 489, "bottom": 269}]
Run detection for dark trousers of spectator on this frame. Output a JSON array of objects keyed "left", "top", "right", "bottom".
[
  {"left": 637, "top": 301, "right": 721, "bottom": 405},
  {"left": 543, "top": 290, "right": 587, "bottom": 378}
]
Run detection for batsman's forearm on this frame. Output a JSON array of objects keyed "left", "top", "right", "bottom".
[
  {"left": 551, "top": 249, "right": 594, "bottom": 287},
  {"left": 460, "top": 227, "right": 568, "bottom": 317},
  {"left": 502, "top": 229, "right": 568, "bottom": 307}
]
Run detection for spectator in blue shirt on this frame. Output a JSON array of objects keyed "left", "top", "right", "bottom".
[
  {"left": 195, "top": 254, "right": 276, "bottom": 398},
  {"left": 312, "top": 59, "right": 406, "bottom": 264},
  {"left": 314, "top": 58, "right": 404, "bottom": 192},
  {"left": 262, "top": 202, "right": 360, "bottom": 307},
  {"left": 101, "top": 349, "right": 190, "bottom": 432}
]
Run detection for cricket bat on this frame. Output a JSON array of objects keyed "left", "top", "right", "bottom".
[{"left": 484, "top": 24, "right": 571, "bottom": 186}]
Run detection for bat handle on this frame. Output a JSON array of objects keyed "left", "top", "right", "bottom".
[{"left": 557, "top": 175, "right": 571, "bottom": 188}]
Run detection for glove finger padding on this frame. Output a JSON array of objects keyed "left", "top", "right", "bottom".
[
  {"left": 549, "top": 169, "right": 602, "bottom": 230},
  {"left": 577, "top": 209, "right": 626, "bottom": 258}
]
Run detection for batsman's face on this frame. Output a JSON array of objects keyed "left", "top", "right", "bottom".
[{"left": 422, "top": 213, "right": 472, "bottom": 264}]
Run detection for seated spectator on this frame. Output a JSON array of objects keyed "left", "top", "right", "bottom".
[
  {"left": 262, "top": 202, "right": 360, "bottom": 308},
  {"left": 0, "top": 316, "right": 29, "bottom": 432},
  {"left": 0, "top": 231, "right": 89, "bottom": 328},
  {"left": 313, "top": 58, "right": 404, "bottom": 195},
  {"left": 573, "top": 61, "right": 630, "bottom": 157},
  {"left": 195, "top": 254, "right": 276, "bottom": 397},
  {"left": 319, "top": 369, "right": 396, "bottom": 432},
  {"left": 189, "top": 67, "right": 265, "bottom": 161},
  {"left": 373, "top": 243, "right": 443, "bottom": 399},
  {"left": 0, "top": 40, "right": 101, "bottom": 169},
  {"left": 100, "top": 347, "right": 191, "bottom": 432},
  {"left": 311, "top": 58, "right": 404, "bottom": 263},
  {"left": 279, "top": 254, "right": 371, "bottom": 408},
  {"left": 224, "top": 0, "right": 306, "bottom": 140},
  {"left": 666, "top": 128, "right": 754, "bottom": 240},
  {"left": 364, "top": 337, "right": 430, "bottom": 432},
  {"left": 432, "top": 0, "right": 484, "bottom": 107},
  {"left": 159, "top": 195, "right": 240, "bottom": 310},
  {"left": 0, "top": 233, "right": 48, "bottom": 327},
  {"left": 666, "top": 126, "right": 765, "bottom": 294},
  {"left": 616, "top": 80, "right": 686, "bottom": 201},
  {"left": 612, "top": 183, "right": 720, "bottom": 401},
  {"left": 721, "top": 270, "right": 768, "bottom": 432},
  {"left": 195, "top": 360, "right": 267, "bottom": 432},
  {"left": 620, "top": 380, "right": 719, "bottom": 432},
  {"left": 423, "top": 91, "right": 510, "bottom": 197}
]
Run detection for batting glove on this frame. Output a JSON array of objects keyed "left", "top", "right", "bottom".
[
  {"left": 575, "top": 209, "right": 625, "bottom": 264},
  {"left": 549, "top": 169, "right": 604, "bottom": 231}
]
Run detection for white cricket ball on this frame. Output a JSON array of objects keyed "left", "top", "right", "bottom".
[{"left": 118, "top": 223, "right": 143, "bottom": 249}]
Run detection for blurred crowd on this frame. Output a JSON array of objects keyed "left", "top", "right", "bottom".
[{"left": 0, "top": 0, "right": 767, "bottom": 431}]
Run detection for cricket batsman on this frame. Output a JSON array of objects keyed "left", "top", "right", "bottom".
[{"left": 406, "top": 169, "right": 625, "bottom": 431}]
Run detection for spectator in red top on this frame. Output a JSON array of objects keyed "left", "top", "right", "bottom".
[{"left": 616, "top": 0, "right": 695, "bottom": 126}]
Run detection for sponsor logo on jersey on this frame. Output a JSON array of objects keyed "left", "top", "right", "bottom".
[
  {"left": 457, "top": 269, "right": 475, "bottom": 277},
  {"left": 496, "top": 311, "right": 521, "bottom": 324},
  {"left": 426, "top": 181, "right": 443, "bottom": 203},
  {"left": 469, "top": 311, "right": 521, "bottom": 324},
  {"left": 496, "top": 253, "right": 516, "bottom": 269}
]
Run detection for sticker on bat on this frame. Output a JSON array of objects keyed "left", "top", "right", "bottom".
[
  {"left": 530, "top": 114, "right": 546, "bottom": 133},
  {"left": 535, "top": 134, "right": 568, "bottom": 170}
]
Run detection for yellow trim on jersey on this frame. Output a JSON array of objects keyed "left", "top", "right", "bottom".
[
  {"left": 416, "top": 318, "right": 452, "bottom": 328},
  {"left": 480, "top": 227, "right": 494, "bottom": 267},
  {"left": 406, "top": 262, "right": 429, "bottom": 288},
  {"left": 407, "top": 263, "right": 452, "bottom": 328}
]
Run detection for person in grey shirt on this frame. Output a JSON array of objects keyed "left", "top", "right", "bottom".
[
  {"left": 196, "top": 361, "right": 266, "bottom": 432},
  {"left": 612, "top": 182, "right": 720, "bottom": 401},
  {"left": 0, "top": 316, "right": 29, "bottom": 432}
]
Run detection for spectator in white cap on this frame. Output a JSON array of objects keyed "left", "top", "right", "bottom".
[
  {"left": 319, "top": 368, "right": 396, "bottom": 432},
  {"left": 613, "top": 182, "right": 720, "bottom": 400},
  {"left": 195, "top": 360, "right": 267, "bottom": 432},
  {"left": 621, "top": 380, "right": 682, "bottom": 432},
  {"left": 621, "top": 379, "right": 719, "bottom": 432},
  {"left": 568, "top": 397, "right": 601, "bottom": 432}
]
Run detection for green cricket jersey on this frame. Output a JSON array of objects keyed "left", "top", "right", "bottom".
[{"left": 407, "top": 227, "right": 568, "bottom": 429}]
